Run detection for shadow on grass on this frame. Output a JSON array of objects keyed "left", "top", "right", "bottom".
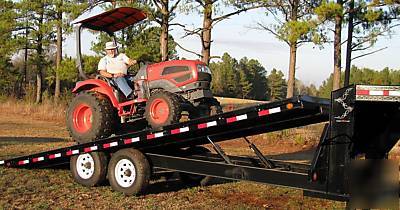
[
  {"left": 266, "top": 147, "right": 316, "bottom": 162},
  {"left": 147, "top": 173, "right": 234, "bottom": 195},
  {"left": 0, "top": 137, "right": 68, "bottom": 144}
]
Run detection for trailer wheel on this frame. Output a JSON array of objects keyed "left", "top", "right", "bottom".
[
  {"left": 70, "top": 152, "right": 108, "bottom": 187},
  {"left": 107, "top": 148, "right": 151, "bottom": 195},
  {"left": 179, "top": 146, "right": 212, "bottom": 186}
]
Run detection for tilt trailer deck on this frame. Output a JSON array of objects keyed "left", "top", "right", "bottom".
[{"left": 0, "top": 84, "right": 399, "bottom": 206}]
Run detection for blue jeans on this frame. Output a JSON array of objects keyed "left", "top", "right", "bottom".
[{"left": 112, "top": 77, "right": 133, "bottom": 98}]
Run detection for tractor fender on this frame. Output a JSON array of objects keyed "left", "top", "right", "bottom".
[{"left": 72, "top": 79, "right": 120, "bottom": 109}]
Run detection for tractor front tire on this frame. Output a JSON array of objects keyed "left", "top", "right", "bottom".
[
  {"left": 66, "top": 92, "right": 116, "bottom": 144},
  {"left": 145, "top": 91, "right": 181, "bottom": 130}
]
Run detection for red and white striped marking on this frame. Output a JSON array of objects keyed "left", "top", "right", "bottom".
[
  {"left": 32, "top": 157, "right": 45, "bottom": 163},
  {"left": 198, "top": 121, "right": 217, "bottom": 129},
  {"left": 66, "top": 149, "right": 79, "bottom": 156},
  {"left": 49, "top": 153, "right": 62, "bottom": 159},
  {"left": 356, "top": 89, "right": 400, "bottom": 97},
  {"left": 0, "top": 160, "right": 4, "bottom": 165},
  {"left": 226, "top": 114, "right": 248, "bottom": 124},
  {"left": 147, "top": 132, "right": 164, "bottom": 140},
  {"left": 171, "top": 127, "right": 190, "bottom": 135},
  {"left": 103, "top": 141, "right": 118, "bottom": 149},
  {"left": 84, "top": 146, "right": 98, "bottom": 153},
  {"left": 124, "top": 137, "right": 140, "bottom": 144},
  {"left": 258, "top": 107, "right": 282, "bottom": 117},
  {"left": 18, "top": 160, "right": 29, "bottom": 165}
]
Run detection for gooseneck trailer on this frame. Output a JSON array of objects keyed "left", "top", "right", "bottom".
[{"left": 1, "top": 85, "right": 399, "bottom": 205}]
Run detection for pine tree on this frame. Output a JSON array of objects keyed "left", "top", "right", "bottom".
[
  {"left": 257, "top": 0, "right": 324, "bottom": 98},
  {"left": 267, "top": 68, "right": 287, "bottom": 101}
]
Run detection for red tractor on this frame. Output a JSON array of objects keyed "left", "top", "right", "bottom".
[{"left": 67, "top": 7, "right": 221, "bottom": 144}]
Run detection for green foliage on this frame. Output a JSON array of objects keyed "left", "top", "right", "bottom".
[
  {"left": 210, "top": 53, "right": 268, "bottom": 100},
  {"left": 314, "top": 1, "right": 344, "bottom": 21},
  {"left": 92, "top": 27, "right": 177, "bottom": 63},
  {"left": 318, "top": 66, "right": 400, "bottom": 98},
  {"left": 0, "top": 58, "right": 20, "bottom": 95},
  {"left": 125, "top": 27, "right": 178, "bottom": 63},
  {"left": 267, "top": 69, "right": 287, "bottom": 101},
  {"left": 0, "top": 0, "right": 17, "bottom": 58}
]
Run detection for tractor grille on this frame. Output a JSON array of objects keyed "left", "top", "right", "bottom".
[{"left": 198, "top": 72, "right": 211, "bottom": 82}]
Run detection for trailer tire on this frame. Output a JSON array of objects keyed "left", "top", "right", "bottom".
[
  {"left": 70, "top": 152, "right": 108, "bottom": 187},
  {"left": 107, "top": 148, "right": 151, "bottom": 195},
  {"left": 179, "top": 146, "right": 212, "bottom": 186}
]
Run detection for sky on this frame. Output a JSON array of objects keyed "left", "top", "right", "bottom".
[{"left": 65, "top": 6, "right": 400, "bottom": 87}]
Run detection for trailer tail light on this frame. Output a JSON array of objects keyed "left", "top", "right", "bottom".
[{"left": 312, "top": 172, "right": 318, "bottom": 181}]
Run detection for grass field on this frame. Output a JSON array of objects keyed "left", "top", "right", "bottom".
[{"left": 0, "top": 98, "right": 368, "bottom": 209}]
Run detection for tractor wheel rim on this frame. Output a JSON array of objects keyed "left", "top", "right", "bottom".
[
  {"left": 115, "top": 159, "right": 136, "bottom": 188},
  {"left": 150, "top": 98, "right": 170, "bottom": 124},
  {"left": 72, "top": 103, "right": 92, "bottom": 133},
  {"left": 76, "top": 154, "right": 95, "bottom": 179}
]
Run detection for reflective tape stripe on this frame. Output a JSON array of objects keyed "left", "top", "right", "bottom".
[
  {"left": 389, "top": 91, "right": 400, "bottom": 96},
  {"left": 155, "top": 132, "right": 164, "bottom": 138},
  {"left": 226, "top": 116, "right": 237, "bottom": 123},
  {"left": 33, "top": 157, "right": 45, "bottom": 162},
  {"left": 198, "top": 121, "right": 217, "bottom": 129},
  {"left": 171, "top": 127, "right": 190, "bottom": 135},
  {"left": 84, "top": 146, "right": 98, "bottom": 153},
  {"left": 104, "top": 142, "right": 118, "bottom": 148},
  {"left": 49, "top": 153, "right": 61, "bottom": 159},
  {"left": 370, "top": 90, "right": 384, "bottom": 96},
  {"left": 18, "top": 160, "right": 29, "bottom": 165},
  {"left": 147, "top": 132, "right": 164, "bottom": 140},
  {"left": 357, "top": 89, "right": 400, "bottom": 97},
  {"left": 124, "top": 137, "right": 140, "bottom": 144},
  {"left": 66, "top": 150, "right": 79, "bottom": 156},
  {"left": 227, "top": 114, "right": 247, "bottom": 124},
  {"left": 258, "top": 110, "right": 270, "bottom": 116},
  {"left": 269, "top": 107, "right": 281, "bottom": 114},
  {"left": 259, "top": 107, "right": 281, "bottom": 116}
]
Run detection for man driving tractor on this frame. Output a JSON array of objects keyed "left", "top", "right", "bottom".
[{"left": 98, "top": 41, "right": 137, "bottom": 98}]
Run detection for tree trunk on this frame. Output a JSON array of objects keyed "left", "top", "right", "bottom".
[
  {"left": 36, "top": 3, "right": 44, "bottom": 104},
  {"left": 201, "top": 1, "right": 213, "bottom": 65},
  {"left": 344, "top": 0, "right": 354, "bottom": 87},
  {"left": 160, "top": 1, "right": 169, "bottom": 62},
  {"left": 286, "top": 43, "right": 297, "bottom": 98},
  {"left": 333, "top": 0, "right": 343, "bottom": 91},
  {"left": 55, "top": 10, "right": 62, "bottom": 101},
  {"left": 36, "top": 71, "right": 42, "bottom": 103}
]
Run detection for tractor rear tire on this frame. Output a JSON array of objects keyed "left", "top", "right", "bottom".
[
  {"left": 66, "top": 92, "right": 117, "bottom": 144},
  {"left": 145, "top": 91, "right": 182, "bottom": 130}
]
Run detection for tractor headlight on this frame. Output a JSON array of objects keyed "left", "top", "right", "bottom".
[{"left": 197, "top": 65, "right": 212, "bottom": 74}]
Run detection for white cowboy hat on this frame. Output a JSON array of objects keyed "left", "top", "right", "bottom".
[{"left": 105, "top": 42, "right": 117, "bottom": 50}]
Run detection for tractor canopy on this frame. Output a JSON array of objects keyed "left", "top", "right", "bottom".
[
  {"left": 74, "top": 7, "right": 147, "bottom": 34},
  {"left": 73, "top": 7, "right": 147, "bottom": 80}
]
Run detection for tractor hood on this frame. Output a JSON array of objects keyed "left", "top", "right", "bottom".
[{"left": 74, "top": 7, "right": 147, "bottom": 34}]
